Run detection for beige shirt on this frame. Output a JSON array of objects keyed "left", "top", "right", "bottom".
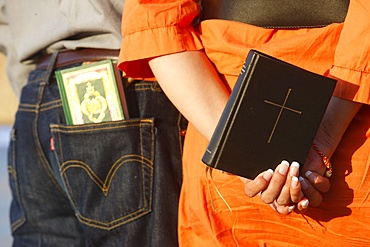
[{"left": 0, "top": 0, "right": 124, "bottom": 96}]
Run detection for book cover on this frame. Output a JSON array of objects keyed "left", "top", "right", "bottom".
[
  {"left": 56, "top": 59, "right": 127, "bottom": 125},
  {"left": 202, "top": 50, "right": 337, "bottom": 179}
]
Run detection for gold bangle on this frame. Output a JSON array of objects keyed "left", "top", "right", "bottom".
[{"left": 312, "top": 143, "right": 332, "bottom": 178}]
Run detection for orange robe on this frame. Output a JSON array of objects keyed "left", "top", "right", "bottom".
[{"left": 119, "top": 1, "right": 370, "bottom": 246}]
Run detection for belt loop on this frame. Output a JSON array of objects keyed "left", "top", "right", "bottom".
[
  {"left": 152, "top": 81, "right": 162, "bottom": 92},
  {"left": 45, "top": 51, "right": 59, "bottom": 84}
]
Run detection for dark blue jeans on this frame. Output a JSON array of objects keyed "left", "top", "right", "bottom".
[{"left": 8, "top": 61, "right": 187, "bottom": 246}]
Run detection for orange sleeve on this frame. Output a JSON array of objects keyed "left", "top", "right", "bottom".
[
  {"left": 330, "top": 0, "right": 370, "bottom": 104},
  {"left": 118, "top": 0, "right": 204, "bottom": 79}
]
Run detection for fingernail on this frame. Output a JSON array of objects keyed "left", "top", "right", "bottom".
[
  {"left": 263, "top": 169, "right": 274, "bottom": 181},
  {"left": 301, "top": 199, "right": 309, "bottom": 208},
  {"left": 299, "top": 176, "right": 309, "bottom": 190},
  {"left": 289, "top": 161, "right": 300, "bottom": 177},
  {"left": 288, "top": 205, "right": 296, "bottom": 213},
  {"left": 291, "top": 176, "right": 299, "bottom": 189},
  {"left": 305, "top": 170, "right": 318, "bottom": 183},
  {"left": 279, "top": 160, "right": 290, "bottom": 175}
]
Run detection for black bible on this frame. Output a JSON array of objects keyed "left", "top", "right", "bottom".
[{"left": 202, "top": 50, "right": 337, "bottom": 179}]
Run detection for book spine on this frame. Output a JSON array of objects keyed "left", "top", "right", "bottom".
[
  {"left": 202, "top": 53, "right": 257, "bottom": 167},
  {"left": 112, "top": 60, "right": 130, "bottom": 119},
  {"left": 55, "top": 70, "right": 73, "bottom": 125},
  {"left": 106, "top": 60, "right": 125, "bottom": 120}
]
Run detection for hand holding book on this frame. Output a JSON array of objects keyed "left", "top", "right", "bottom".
[
  {"left": 202, "top": 50, "right": 336, "bottom": 179},
  {"left": 202, "top": 50, "right": 338, "bottom": 211},
  {"left": 240, "top": 160, "right": 309, "bottom": 214}
]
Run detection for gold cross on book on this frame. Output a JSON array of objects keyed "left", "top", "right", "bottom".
[{"left": 264, "top": 88, "right": 302, "bottom": 143}]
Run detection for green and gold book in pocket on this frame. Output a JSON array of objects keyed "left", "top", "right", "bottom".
[{"left": 55, "top": 60, "right": 127, "bottom": 125}]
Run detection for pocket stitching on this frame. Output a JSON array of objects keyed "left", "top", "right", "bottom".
[
  {"left": 61, "top": 155, "right": 153, "bottom": 229},
  {"left": 60, "top": 154, "right": 153, "bottom": 196},
  {"left": 8, "top": 129, "right": 27, "bottom": 233}
]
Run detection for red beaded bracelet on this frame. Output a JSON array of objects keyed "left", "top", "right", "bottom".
[{"left": 312, "top": 143, "right": 332, "bottom": 178}]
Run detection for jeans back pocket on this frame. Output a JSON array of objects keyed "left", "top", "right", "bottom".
[{"left": 50, "top": 119, "right": 154, "bottom": 230}]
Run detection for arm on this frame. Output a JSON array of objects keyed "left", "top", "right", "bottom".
[
  {"left": 149, "top": 50, "right": 229, "bottom": 141},
  {"left": 300, "top": 96, "right": 362, "bottom": 206},
  {"left": 315, "top": 96, "right": 362, "bottom": 159}
]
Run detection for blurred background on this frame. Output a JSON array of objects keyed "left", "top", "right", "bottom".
[{"left": 0, "top": 53, "right": 18, "bottom": 247}]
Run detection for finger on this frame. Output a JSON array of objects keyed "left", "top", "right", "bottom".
[
  {"left": 269, "top": 200, "right": 296, "bottom": 215},
  {"left": 260, "top": 160, "right": 290, "bottom": 204},
  {"left": 290, "top": 176, "right": 304, "bottom": 203},
  {"left": 289, "top": 163, "right": 304, "bottom": 203},
  {"left": 299, "top": 176, "right": 323, "bottom": 207},
  {"left": 243, "top": 169, "right": 274, "bottom": 197},
  {"left": 305, "top": 170, "right": 331, "bottom": 193},
  {"left": 276, "top": 161, "right": 302, "bottom": 204},
  {"left": 296, "top": 198, "right": 310, "bottom": 213},
  {"left": 276, "top": 181, "right": 291, "bottom": 205}
]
